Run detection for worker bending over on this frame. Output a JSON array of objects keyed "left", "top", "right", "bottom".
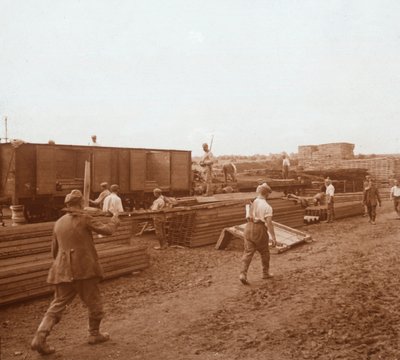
[{"left": 89, "top": 182, "right": 111, "bottom": 208}]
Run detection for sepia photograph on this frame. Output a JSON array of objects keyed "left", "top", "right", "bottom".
[{"left": 1, "top": 1, "right": 400, "bottom": 359}]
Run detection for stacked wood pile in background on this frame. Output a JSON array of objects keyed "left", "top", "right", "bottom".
[
  {"left": 0, "top": 217, "right": 149, "bottom": 306},
  {"left": 298, "top": 143, "right": 400, "bottom": 183},
  {"left": 304, "top": 201, "right": 364, "bottom": 222}
]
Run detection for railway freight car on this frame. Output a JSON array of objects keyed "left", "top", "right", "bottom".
[{"left": 0, "top": 142, "right": 191, "bottom": 221}]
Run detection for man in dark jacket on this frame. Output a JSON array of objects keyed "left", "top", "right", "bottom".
[
  {"left": 31, "top": 190, "right": 120, "bottom": 355},
  {"left": 363, "top": 178, "right": 381, "bottom": 225}
]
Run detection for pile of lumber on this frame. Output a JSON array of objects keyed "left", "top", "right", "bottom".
[
  {"left": 304, "top": 201, "right": 364, "bottom": 222},
  {"left": 165, "top": 197, "right": 305, "bottom": 248},
  {"left": 0, "top": 244, "right": 148, "bottom": 306},
  {"left": 0, "top": 217, "right": 149, "bottom": 306},
  {"left": 0, "top": 217, "right": 133, "bottom": 260}
]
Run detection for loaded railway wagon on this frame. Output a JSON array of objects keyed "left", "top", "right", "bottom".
[{"left": 0, "top": 143, "right": 191, "bottom": 221}]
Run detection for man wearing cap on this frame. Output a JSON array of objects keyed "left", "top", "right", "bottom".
[
  {"left": 102, "top": 184, "right": 124, "bottom": 214},
  {"left": 199, "top": 143, "right": 215, "bottom": 196},
  {"left": 31, "top": 190, "right": 120, "bottom": 355},
  {"left": 363, "top": 178, "right": 381, "bottom": 225},
  {"left": 150, "top": 188, "right": 168, "bottom": 250},
  {"left": 89, "top": 182, "right": 111, "bottom": 209},
  {"left": 325, "top": 178, "right": 335, "bottom": 223},
  {"left": 240, "top": 184, "right": 277, "bottom": 285},
  {"left": 90, "top": 135, "right": 100, "bottom": 146}
]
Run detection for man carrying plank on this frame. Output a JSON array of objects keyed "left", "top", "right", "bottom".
[
  {"left": 89, "top": 182, "right": 111, "bottom": 209},
  {"left": 239, "top": 184, "right": 277, "bottom": 285},
  {"left": 31, "top": 190, "right": 120, "bottom": 355}
]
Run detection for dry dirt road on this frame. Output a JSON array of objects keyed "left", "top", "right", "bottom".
[{"left": 1, "top": 201, "right": 400, "bottom": 360}]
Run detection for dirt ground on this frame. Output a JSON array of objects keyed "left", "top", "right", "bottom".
[{"left": 1, "top": 201, "right": 400, "bottom": 360}]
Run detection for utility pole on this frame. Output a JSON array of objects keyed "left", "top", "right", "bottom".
[{"left": 5, "top": 116, "right": 8, "bottom": 143}]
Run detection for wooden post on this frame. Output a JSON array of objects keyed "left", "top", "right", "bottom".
[{"left": 83, "top": 160, "right": 90, "bottom": 208}]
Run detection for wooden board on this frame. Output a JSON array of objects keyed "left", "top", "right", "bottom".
[
  {"left": 36, "top": 145, "right": 56, "bottom": 195},
  {"left": 216, "top": 221, "right": 312, "bottom": 253},
  {"left": 130, "top": 149, "right": 147, "bottom": 191},
  {"left": 170, "top": 151, "right": 191, "bottom": 191}
]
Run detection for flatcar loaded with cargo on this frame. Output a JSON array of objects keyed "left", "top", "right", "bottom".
[{"left": 0, "top": 143, "right": 192, "bottom": 221}]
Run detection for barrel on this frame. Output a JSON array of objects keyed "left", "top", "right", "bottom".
[{"left": 9, "top": 205, "right": 26, "bottom": 225}]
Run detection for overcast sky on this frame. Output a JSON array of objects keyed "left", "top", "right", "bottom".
[{"left": 1, "top": 0, "right": 400, "bottom": 156}]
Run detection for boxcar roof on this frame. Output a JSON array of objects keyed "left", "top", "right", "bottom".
[{"left": 0, "top": 142, "right": 191, "bottom": 153}]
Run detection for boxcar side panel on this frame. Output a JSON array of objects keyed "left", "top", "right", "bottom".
[
  {"left": 0, "top": 144, "right": 16, "bottom": 201},
  {"left": 92, "top": 149, "right": 114, "bottom": 192},
  {"left": 118, "top": 149, "right": 130, "bottom": 193},
  {"left": 170, "top": 151, "right": 191, "bottom": 191},
  {"left": 130, "top": 150, "right": 146, "bottom": 191},
  {"left": 36, "top": 145, "right": 56, "bottom": 195},
  {"left": 15, "top": 144, "right": 36, "bottom": 199},
  {"left": 147, "top": 151, "right": 171, "bottom": 190}
]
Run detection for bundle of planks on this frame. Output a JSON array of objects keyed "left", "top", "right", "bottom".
[
  {"left": 0, "top": 217, "right": 134, "bottom": 260},
  {"left": 0, "top": 217, "right": 149, "bottom": 306},
  {"left": 165, "top": 197, "right": 305, "bottom": 247},
  {"left": 305, "top": 201, "right": 364, "bottom": 222}
]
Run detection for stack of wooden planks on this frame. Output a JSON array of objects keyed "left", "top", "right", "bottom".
[
  {"left": 304, "top": 201, "right": 364, "bottom": 222},
  {"left": 0, "top": 216, "right": 149, "bottom": 306},
  {"left": 165, "top": 197, "right": 305, "bottom": 248}
]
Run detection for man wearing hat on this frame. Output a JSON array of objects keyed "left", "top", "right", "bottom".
[
  {"left": 89, "top": 182, "right": 111, "bottom": 209},
  {"left": 240, "top": 183, "right": 277, "bottom": 285},
  {"left": 102, "top": 184, "right": 124, "bottom": 214},
  {"left": 363, "top": 178, "right": 381, "bottom": 225},
  {"left": 199, "top": 143, "right": 215, "bottom": 196},
  {"left": 150, "top": 188, "right": 168, "bottom": 250},
  {"left": 31, "top": 190, "right": 120, "bottom": 355}
]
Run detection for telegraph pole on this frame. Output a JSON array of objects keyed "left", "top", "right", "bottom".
[{"left": 4, "top": 116, "right": 8, "bottom": 143}]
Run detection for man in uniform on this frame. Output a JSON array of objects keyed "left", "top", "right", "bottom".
[
  {"left": 363, "top": 178, "right": 381, "bottom": 225},
  {"left": 240, "top": 184, "right": 277, "bottom": 285},
  {"left": 200, "top": 143, "right": 215, "bottom": 196},
  {"left": 31, "top": 190, "right": 120, "bottom": 355},
  {"left": 89, "top": 182, "right": 111, "bottom": 208},
  {"left": 102, "top": 184, "right": 124, "bottom": 214}
]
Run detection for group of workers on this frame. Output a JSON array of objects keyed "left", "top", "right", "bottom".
[{"left": 29, "top": 141, "right": 400, "bottom": 355}]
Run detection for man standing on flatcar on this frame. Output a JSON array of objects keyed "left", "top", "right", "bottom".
[
  {"left": 89, "top": 182, "right": 111, "bottom": 209},
  {"left": 200, "top": 143, "right": 215, "bottom": 196},
  {"left": 31, "top": 190, "right": 120, "bottom": 355},
  {"left": 102, "top": 184, "right": 124, "bottom": 214}
]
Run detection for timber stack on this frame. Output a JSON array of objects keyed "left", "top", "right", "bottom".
[{"left": 0, "top": 217, "right": 149, "bottom": 306}]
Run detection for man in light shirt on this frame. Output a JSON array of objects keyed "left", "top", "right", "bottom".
[
  {"left": 89, "top": 182, "right": 111, "bottom": 209},
  {"left": 102, "top": 184, "right": 123, "bottom": 214},
  {"left": 325, "top": 178, "right": 335, "bottom": 223},
  {"left": 390, "top": 179, "right": 400, "bottom": 218},
  {"left": 282, "top": 155, "right": 290, "bottom": 179},
  {"left": 240, "top": 184, "right": 277, "bottom": 285},
  {"left": 150, "top": 188, "right": 167, "bottom": 250},
  {"left": 200, "top": 143, "right": 215, "bottom": 196}
]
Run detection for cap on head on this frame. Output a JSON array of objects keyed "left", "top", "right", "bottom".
[
  {"left": 153, "top": 188, "right": 162, "bottom": 195},
  {"left": 100, "top": 182, "right": 108, "bottom": 188},
  {"left": 110, "top": 184, "right": 119, "bottom": 192},
  {"left": 258, "top": 183, "right": 272, "bottom": 196},
  {"left": 65, "top": 189, "right": 83, "bottom": 205}
]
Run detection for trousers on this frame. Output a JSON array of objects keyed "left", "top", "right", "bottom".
[
  {"left": 38, "top": 278, "right": 104, "bottom": 332},
  {"left": 241, "top": 222, "right": 270, "bottom": 276},
  {"left": 367, "top": 203, "right": 377, "bottom": 221}
]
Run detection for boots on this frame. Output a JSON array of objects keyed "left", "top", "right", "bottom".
[
  {"left": 31, "top": 316, "right": 56, "bottom": 355},
  {"left": 31, "top": 331, "right": 55, "bottom": 355},
  {"left": 88, "top": 318, "right": 110, "bottom": 345}
]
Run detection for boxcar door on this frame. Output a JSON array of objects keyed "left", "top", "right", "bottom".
[
  {"left": 147, "top": 151, "right": 171, "bottom": 190},
  {"left": 36, "top": 145, "right": 56, "bottom": 195},
  {"left": 130, "top": 149, "right": 146, "bottom": 191},
  {"left": 170, "top": 151, "right": 191, "bottom": 192},
  {"left": 92, "top": 149, "right": 117, "bottom": 192}
]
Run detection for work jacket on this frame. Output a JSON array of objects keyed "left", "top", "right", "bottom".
[
  {"left": 363, "top": 185, "right": 381, "bottom": 206},
  {"left": 47, "top": 210, "right": 119, "bottom": 284}
]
